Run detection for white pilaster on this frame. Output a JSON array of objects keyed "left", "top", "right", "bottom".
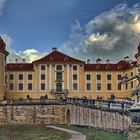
[
  {"left": 67, "top": 64, "right": 70, "bottom": 90},
  {"left": 49, "top": 64, "right": 52, "bottom": 90}
]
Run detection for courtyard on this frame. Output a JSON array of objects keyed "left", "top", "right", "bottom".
[{"left": 0, "top": 124, "right": 70, "bottom": 140}]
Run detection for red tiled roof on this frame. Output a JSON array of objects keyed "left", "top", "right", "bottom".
[
  {"left": 33, "top": 50, "right": 85, "bottom": 63},
  {"left": 6, "top": 63, "right": 34, "bottom": 71},
  {"left": 84, "top": 60, "right": 136, "bottom": 71},
  {"left": 6, "top": 59, "right": 136, "bottom": 72}
]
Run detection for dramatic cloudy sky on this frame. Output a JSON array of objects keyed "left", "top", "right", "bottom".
[{"left": 0, "top": 0, "right": 140, "bottom": 63}]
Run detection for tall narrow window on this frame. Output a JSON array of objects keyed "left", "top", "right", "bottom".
[
  {"left": 118, "top": 84, "right": 122, "bottom": 90},
  {"left": 41, "top": 74, "right": 45, "bottom": 80},
  {"left": 28, "top": 74, "right": 32, "bottom": 80},
  {"left": 73, "top": 74, "right": 77, "bottom": 80},
  {"left": 73, "top": 83, "right": 78, "bottom": 90},
  {"left": 9, "top": 83, "right": 14, "bottom": 91},
  {"left": 131, "top": 82, "right": 133, "bottom": 89},
  {"left": 19, "top": 83, "right": 23, "bottom": 91},
  {"left": 10, "top": 74, "right": 14, "bottom": 80},
  {"left": 126, "top": 83, "right": 128, "bottom": 90},
  {"left": 86, "top": 83, "right": 91, "bottom": 91},
  {"left": 97, "top": 83, "right": 101, "bottom": 91},
  {"left": 107, "top": 83, "right": 112, "bottom": 90},
  {"left": 107, "top": 74, "right": 111, "bottom": 80},
  {"left": 28, "top": 83, "right": 32, "bottom": 91},
  {"left": 41, "top": 83, "right": 45, "bottom": 90}
]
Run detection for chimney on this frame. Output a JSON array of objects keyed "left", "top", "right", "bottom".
[
  {"left": 87, "top": 59, "right": 90, "bottom": 64},
  {"left": 15, "top": 59, "right": 18, "bottom": 63},
  {"left": 52, "top": 47, "right": 57, "bottom": 51},
  {"left": 124, "top": 56, "right": 129, "bottom": 61},
  {"left": 106, "top": 59, "right": 110, "bottom": 64},
  {"left": 96, "top": 58, "right": 102, "bottom": 64},
  {"left": 23, "top": 59, "right": 25, "bottom": 63}
]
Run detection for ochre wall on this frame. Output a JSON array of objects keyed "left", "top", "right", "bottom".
[{"left": 6, "top": 63, "right": 138, "bottom": 100}]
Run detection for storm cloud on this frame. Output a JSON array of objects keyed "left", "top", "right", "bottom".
[{"left": 60, "top": 3, "right": 140, "bottom": 62}]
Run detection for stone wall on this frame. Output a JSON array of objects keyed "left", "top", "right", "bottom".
[
  {"left": 70, "top": 105, "right": 131, "bottom": 132},
  {"left": 0, "top": 104, "right": 132, "bottom": 133}
]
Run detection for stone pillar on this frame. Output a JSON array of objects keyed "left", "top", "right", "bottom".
[{"left": 0, "top": 37, "right": 9, "bottom": 100}]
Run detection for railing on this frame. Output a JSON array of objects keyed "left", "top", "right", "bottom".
[{"left": 50, "top": 89, "right": 69, "bottom": 95}]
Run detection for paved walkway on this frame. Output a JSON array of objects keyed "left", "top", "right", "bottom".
[{"left": 46, "top": 125, "right": 86, "bottom": 140}]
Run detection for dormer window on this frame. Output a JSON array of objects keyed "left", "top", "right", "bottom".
[
  {"left": 106, "top": 66, "right": 110, "bottom": 70},
  {"left": 49, "top": 57, "right": 54, "bottom": 62},
  {"left": 95, "top": 65, "right": 99, "bottom": 70},
  {"left": 64, "top": 57, "right": 68, "bottom": 62},
  {"left": 117, "top": 66, "right": 122, "bottom": 70}
]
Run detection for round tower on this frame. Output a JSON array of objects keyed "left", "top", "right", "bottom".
[
  {"left": 0, "top": 36, "right": 9, "bottom": 100},
  {"left": 135, "top": 43, "right": 140, "bottom": 65}
]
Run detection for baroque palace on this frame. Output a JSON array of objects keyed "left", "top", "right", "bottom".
[{"left": 0, "top": 36, "right": 140, "bottom": 100}]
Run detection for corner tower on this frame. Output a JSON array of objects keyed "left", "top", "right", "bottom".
[
  {"left": 135, "top": 43, "right": 140, "bottom": 66},
  {"left": 0, "top": 37, "right": 9, "bottom": 99}
]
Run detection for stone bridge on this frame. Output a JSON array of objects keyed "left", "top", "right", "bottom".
[{"left": 0, "top": 104, "right": 131, "bottom": 134}]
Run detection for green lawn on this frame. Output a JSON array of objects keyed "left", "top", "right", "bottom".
[
  {"left": 0, "top": 124, "right": 70, "bottom": 140},
  {"left": 56, "top": 125, "right": 128, "bottom": 140}
]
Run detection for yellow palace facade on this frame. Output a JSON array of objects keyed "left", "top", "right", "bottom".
[{"left": 0, "top": 36, "right": 140, "bottom": 100}]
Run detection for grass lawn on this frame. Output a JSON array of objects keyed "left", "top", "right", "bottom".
[
  {"left": 0, "top": 124, "right": 70, "bottom": 140},
  {"left": 56, "top": 125, "right": 128, "bottom": 140}
]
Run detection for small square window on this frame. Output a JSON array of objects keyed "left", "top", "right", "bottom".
[
  {"left": 86, "top": 74, "right": 91, "bottom": 80},
  {"left": 118, "top": 75, "right": 122, "bottom": 80},
  {"left": 19, "top": 74, "right": 23, "bottom": 80},
  {"left": 41, "top": 65, "right": 45, "bottom": 70}
]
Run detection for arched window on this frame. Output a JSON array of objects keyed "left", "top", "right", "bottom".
[
  {"left": 64, "top": 57, "right": 68, "bottom": 62},
  {"left": 106, "top": 66, "right": 110, "bottom": 70},
  {"left": 73, "top": 65, "right": 77, "bottom": 70}
]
